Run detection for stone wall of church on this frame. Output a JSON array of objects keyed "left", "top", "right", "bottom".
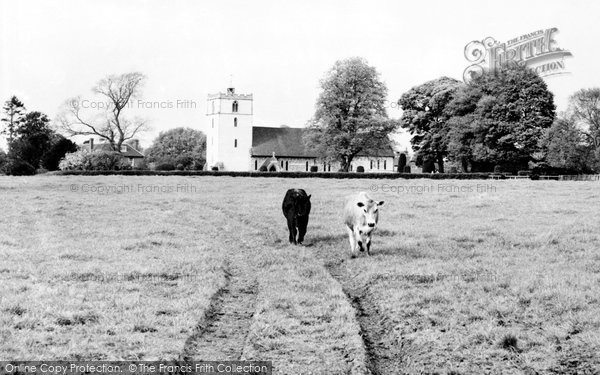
[
  {"left": 350, "top": 156, "right": 395, "bottom": 173},
  {"left": 250, "top": 157, "right": 320, "bottom": 172},
  {"left": 249, "top": 156, "right": 396, "bottom": 173}
]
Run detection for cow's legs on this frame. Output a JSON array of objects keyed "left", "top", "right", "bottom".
[
  {"left": 297, "top": 216, "right": 308, "bottom": 245},
  {"left": 287, "top": 218, "right": 297, "bottom": 244},
  {"left": 345, "top": 226, "right": 356, "bottom": 257},
  {"left": 366, "top": 236, "right": 372, "bottom": 256},
  {"left": 355, "top": 229, "right": 365, "bottom": 252}
]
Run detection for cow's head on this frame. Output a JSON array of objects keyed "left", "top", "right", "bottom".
[
  {"left": 357, "top": 199, "right": 384, "bottom": 229},
  {"left": 295, "top": 194, "right": 311, "bottom": 217}
]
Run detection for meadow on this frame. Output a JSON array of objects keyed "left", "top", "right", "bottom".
[{"left": 0, "top": 175, "right": 599, "bottom": 374}]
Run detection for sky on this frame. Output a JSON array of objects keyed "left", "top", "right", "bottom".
[{"left": 2, "top": 0, "right": 599, "bottom": 152}]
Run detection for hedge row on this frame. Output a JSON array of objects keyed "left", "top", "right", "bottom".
[{"left": 54, "top": 170, "right": 495, "bottom": 179}]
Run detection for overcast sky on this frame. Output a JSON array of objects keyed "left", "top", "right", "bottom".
[{"left": 2, "top": 0, "right": 599, "bottom": 151}]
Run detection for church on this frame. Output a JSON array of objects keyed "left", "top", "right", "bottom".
[{"left": 205, "top": 87, "right": 395, "bottom": 172}]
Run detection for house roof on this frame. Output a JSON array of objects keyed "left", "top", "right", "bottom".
[
  {"left": 250, "top": 126, "right": 395, "bottom": 158},
  {"left": 85, "top": 141, "right": 144, "bottom": 158}
]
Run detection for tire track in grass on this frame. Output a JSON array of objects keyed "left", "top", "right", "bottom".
[
  {"left": 180, "top": 203, "right": 260, "bottom": 361},
  {"left": 181, "top": 259, "right": 258, "bottom": 360},
  {"left": 326, "top": 259, "right": 403, "bottom": 375}
]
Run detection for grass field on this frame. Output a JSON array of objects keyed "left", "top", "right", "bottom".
[{"left": 1, "top": 176, "right": 599, "bottom": 374}]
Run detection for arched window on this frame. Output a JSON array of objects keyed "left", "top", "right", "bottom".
[
  {"left": 384, "top": 160, "right": 387, "bottom": 169},
  {"left": 281, "top": 160, "right": 284, "bottom": 168},
  {"left": 234, "top": 117, "right": 237, "bottom": 127},
  {"left": 255, "top": 160, "right": 258, "bottom": 170},
  {"left": 232, "top": 101, "right": 238, "bottom": 113},
  {"left": 377, "top": 160, "right": 380, "bottom": 169},
  {"left": 234, "top": 139, "right": 238, "bottom": 148},
  {"left": 370, "top": 160, "right": 373, "bottom": 169},
  {"left": 305, "top": 161, "right": 309, "bottom": 171},
  {"left": 285, "top": 161, "right": 289, "bottom": 171}
]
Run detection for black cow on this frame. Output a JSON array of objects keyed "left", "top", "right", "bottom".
[{"left": 282, "top": 189, "right": 311, "bottom": 245}]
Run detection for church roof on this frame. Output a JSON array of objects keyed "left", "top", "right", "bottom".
[
  {"left": 250, "top": 126, "right": 395, "bottom": 158},
  {"left": 251, "top": 127, "right": 314, "bottom": 158}
]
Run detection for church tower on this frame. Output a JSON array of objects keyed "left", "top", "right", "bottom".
[{"left": 206, "top": 87, "right": 253, "bottom": 171}]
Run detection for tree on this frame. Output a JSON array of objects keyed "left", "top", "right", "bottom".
[
  {"left": 398, "top": 77, "right": 463, "bottom": 173},
  {"left": 397, "top": 153, "right": 407, "bottom": 172},
  {"left": 445, "top": 65, "right": 555, "bottom": 172},
  {"left": 1, "top": 96, "right": 26, "bottom": 148},
  {"left": 145, "top": 127, "right": 206, "bottom": 170},
  {"left": 0, "top": 148, "right": 8, "bottom": 174},
  {"left": 10, "top": 111, "right": 54, "bottom": 169},
  {"left": 58, "top": 72, "right": 148, "bottom": 152},
  {"left": 304, "top": 57, "right": 400, "bottom": 172},
  {"left": 41, "top": 134, "right": 78, "bottom": 171},
  {"left": 568, "top": 88, "right": 600, "bottom": 150},
  {"left": 540, "top": 116, "right": 589, "bottom": 172}
]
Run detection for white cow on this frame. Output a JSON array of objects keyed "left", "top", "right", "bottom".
[{"left": 343, "top": 192, "right": 384, "bottom": 257}]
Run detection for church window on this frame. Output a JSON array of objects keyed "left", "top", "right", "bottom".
[
  {"left": 370, "top": 160, "right": 373, "bottom": 169},
  {"left": 384, "top": 160, "right": 387, "bottom": 169},
  {"left": 232, "top": 101, "right": 238, "bottom": 112},
  {"left": 234, "top": 139, "right": 238, "bottom": 148},
  {"left": 377, "top": 160, "right": 380, "bottom": 169},
  {"left": 234, "top": 117, "right": 237, "bottom": 127},
  {"left": 255, "top": 160, "right": 258, "bottom": 170},
  {"left": 285, "top": 161, "right": 289, "bottom": 171},
  {"left": 305, "top": 161, "right": 308, "bottom": 171}
]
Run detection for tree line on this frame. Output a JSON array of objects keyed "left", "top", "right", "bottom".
[
  {"left": 1, "top": 73, "right": 206, "bottom": 174},
  {"left": 305, "top": 58, "right": 600, "bottom": 175},
  {"left": 0, "top": 96, "right": 78, "bottom": 175},
  {"left": 398, "top": 66, "right": 600, "bottom": 174}
]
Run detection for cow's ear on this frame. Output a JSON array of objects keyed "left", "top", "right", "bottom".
[
  {"left": 378, "top": 201, "right": 384, "bottom": 206},
  {"left": 357, "top": 202, "right": 364, "bottom": 207},
  {"left": 307, "top": 194, "right": 311, "bottom": 200}
]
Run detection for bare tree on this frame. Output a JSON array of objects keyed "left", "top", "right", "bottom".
[{"left": 58, "top": 72, "right": 148, "bottom": 151}]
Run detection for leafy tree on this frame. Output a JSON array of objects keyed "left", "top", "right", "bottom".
[
  {"left": 541, "top": 116, "right": 590, "bottom": 172},
  {"left": 569, "top": 88, "right": 600, "bottom": 151},
  {"left": 145, "top": 127, "right": 206, "bottom": 170},
  {"left": 10, "top": 111, "right": 53, "bottom": 169},
  {"left": 445, "top": 65, "right": 555, "bottom": 172},
  {"left": 1, "top": 96, "right": 26, "bottom": 148},
  {"left": 58, "top": 72, "right": 148, "bottom": 152},
  {"left": 41, "top": 134, "right": 78, "bottom": 171},
  {"left": 0, "top": 148, "right": 8, "bottom": 174},
  {"left": 304, "top": 57, "right": 400, "bottom": 172},
  {"left": 398, "top": 77, "right": 463, "bottom": 173}
]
